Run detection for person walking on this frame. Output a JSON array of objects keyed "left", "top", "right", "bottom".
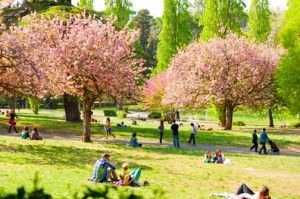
[
  {"left": 158, "top": 120, "right": 164, "bottom": 144},
  {"left": 250, "top": 129, "right": 258, "bottom": 152},
  {"left": 8, "top": 110, "right": 18, "bottom": 133},
  {"left": 188, "top": 123, "right": 197, "bottom": 146},
  {"left": 104, "top": 118, "right": 115, "bottom": 139},
  {"left": 259, "top": 128, "right": 268, "bottom": 155},
  {"left": 171, "top": 120, "right": 180, "bottom": 148}
]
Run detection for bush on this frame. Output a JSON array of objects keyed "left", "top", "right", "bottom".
[
  {"left": 233, "top": 121, "right": 246, "bottom": 126},
  {"left": 148, "top": 112, "right": 162, "bottom": 119},
  {"left": 103, "top": 110, "right": 117, "bottom": 117},
  {"left": 291, "top": 121, "right": 300, "bottom": 128},
  {"left": 117, "top": 110, "right": 127, "bottom": 119}
]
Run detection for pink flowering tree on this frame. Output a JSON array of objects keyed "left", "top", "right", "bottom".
[
  {"left": 0, "top": 0, "right": 13, "bottom": 9},
  {"left": 0, "top": 14, "right": 142, "bottom": 142},
  {"left": 163, "top": 34, "right": 284, "bottom": 130}
]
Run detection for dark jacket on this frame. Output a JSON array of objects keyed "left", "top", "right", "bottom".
[
  {"left": 171, "top": 123, "right": 179, "bottom": 135},
  {"left": 252, "top": 133, "right": 258, "bottom": 143}
]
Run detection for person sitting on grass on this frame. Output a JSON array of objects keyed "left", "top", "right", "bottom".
[
  {"left": 21, "top": 127, "right": 30, "bottom": 139},
  {"left": 213, "top": 150, "right": 224, "bottom": 164},
  {"left": 203, "top": 151, "right": 213, "bottom": 163},
  {"left": 128, "top": 132, "right": 142, "bottom": 147},
  {"left": 114, "top": 163, "right": 148, "bottom": 187},
  {"left": 117, "top": 121, "right": 127, "bottom": 127},
  {"left": 30, "top": 127, "right": 43, "bottom": 140},
  {"left": 89, "top": 153, "right": 118, "bottom": 183}
]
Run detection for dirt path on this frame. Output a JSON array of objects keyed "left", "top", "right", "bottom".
[{"left": 1, "top": 130, "right": 300, "bottom": 156}]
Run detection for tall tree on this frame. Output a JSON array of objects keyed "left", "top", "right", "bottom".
[
  {"left": 249, "top": 0, "right": 271, "bottom": 42},
  {"left": 200, "top": 0, "right": 247, "bottom": 40},
  {"left": 156, "top": 0, "right": 192, "bottom": 72},
  {"left": 78, "top": 0, "right": 94, "bottom": 10},
  {"left": 277, "top": 0, "right": 300, "bottom": 114},
  {"left": 105, "top": 0, "right": 133, "bottom": 28},
  {"left": 163, "top": 34, "right": 283, "bottom": 130}
]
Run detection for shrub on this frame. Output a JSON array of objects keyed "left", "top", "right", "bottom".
[
  {"left": 148, "top": 112, "right": 162, "bottom": 119},
  {"left": 233, "top": 121, "right": 246, "bottom": 126},
  {"left": 291, "top": 121, "right": 300, "bottom": 128},
  {"left": 103, "top": 110, "right": 117, "bottom": 117},
  {"left": 117, "top": 110, "right": 127, "bottom": 119}
]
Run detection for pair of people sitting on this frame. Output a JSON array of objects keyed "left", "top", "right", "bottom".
[
  {"left": 204, "top": 150, "right": 224, "bottom": 164},
  {"left": 21, "top": 127, "right": 43, "bottom": 140},
  {"left": 89, "top": 153, "right": 148, "bottom": 187}
]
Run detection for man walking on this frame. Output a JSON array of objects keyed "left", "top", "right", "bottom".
[
  {"left": 171, "top": 120, "right": 180, "bottom": 147},
  {"left": 250, "top": 129, "right": 258, "bottom": 152},
  {"left": 188, "top": 123, "right": 197, "bottom": 146},
  {"left": 259, "top": 128, "right": 268, "bottom": 155}
]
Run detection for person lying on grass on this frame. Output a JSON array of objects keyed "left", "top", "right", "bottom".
[
  {"left": 213, "top": 150, "right": 225, "bottom": 164},
  {"left": 30, "top": 127, "right": 43, "bottom": 140},
  {"left": 21, "top": 127, "right": 30, "bottom": 139},
  {"left": 114, "top": 163, "right": 148, "bottom": 187},
  {"left": 128, "top": 132, "right": 142, "bottom": 147},
  {"left": 89, "top": 153, "right": 118, "bottom": 183}
]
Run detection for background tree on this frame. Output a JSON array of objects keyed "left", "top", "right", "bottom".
[
  {"left": 156, "top": 0, "right": 192, "bottom": 72},
  {"left": 105, "top": 0, "right": 133, "bottom": 28},
  {"left": 163, "top": 34, "right": 283, "bottom": 130},
  {"left": 200, "top": 0, "right": 247, "bottom": 40},
  {"left": 78, "top": 0, "right": 94, "bottom": 10},
  {"left": 277, "top": 0, "right": 300, "bottom": 115},
  {"left": 248, "top": 0, "right": 271, "bottom": 42}
]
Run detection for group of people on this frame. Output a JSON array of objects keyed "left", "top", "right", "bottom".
[
  {"left": 89, "top": 153, "right": 148, "bottom": 187},
  {"left": 158, "top": 120, "right": 199, "bottom": 147},
  {"left": 250, "top": 128, "right": 280, "bottom": 155}
]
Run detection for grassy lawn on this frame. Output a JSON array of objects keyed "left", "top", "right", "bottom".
[
  {"left": 0, "top": 136, "right": 300, "bottom": 199},
  {"left": 0, "top": 109, "right": 299, "bottom": 198}
]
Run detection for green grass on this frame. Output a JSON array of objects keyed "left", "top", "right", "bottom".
[{"left": 0, "top": 136, "right": 300, "bottom": 199}]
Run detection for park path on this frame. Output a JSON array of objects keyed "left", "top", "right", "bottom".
[{"left": 1, "top": 130, "right": 299, "bottom": 156}]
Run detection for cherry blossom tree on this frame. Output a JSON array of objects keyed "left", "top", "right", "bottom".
[
  {"left": 163, "top": 34, "right": 284, "bottom": 130},
  {"left": 0, "top": 14, "right": 142, "bottom": 141},
  {"left": 0, "top": 0, "right": 13, "bottom": 9}
]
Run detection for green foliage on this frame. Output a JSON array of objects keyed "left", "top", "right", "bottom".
[
  {"left": 277, "top": 0, "right": 300, "bottom": 114},
  {"left": 105, "top": 0, "right": 134, "bottom": 28},
  {"left": 233, "top": 121, "right": 246, "bottom": 126},
  {"left": 200, "top": 0, "right": 247, "bottom": 40},
  {"left": 248, "top": 0, "right": 271, "bottom": 42},
  {"left": 78, "top": 0, "right": 94, "bottom": 10},
  {"left": 103, "top": 110, "right": 117, "bottom": 117},
  {"left": 156, "top": 0, "right": 192, "bottom": 72},
  {"left": 148, "top": 112, "right": 162, "bottom": 119},
  {"left": 28, "top": 97, "right": 41, "bottom": 115}
]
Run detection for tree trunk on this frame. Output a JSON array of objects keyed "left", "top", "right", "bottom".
[
  {"left": 82, "top": 100, "right": 94, "bottom": 142},
  {"left": 216, "top": 105, "right": 226, "bottom": 127},
  {"left": 269, "top": 108, "right": 274, "bottom": 127},
  {"left": 64, "top": 93, "right": 81, "bottom": 122},
  {"left": 225, "top": 106, "right": 234, "bottom": 130},
  {"left": 176, "top": 109, "right": 180, "bottom": 121},
  {"left": 115, "top": 100, "right": 123, "bottom": 110}
]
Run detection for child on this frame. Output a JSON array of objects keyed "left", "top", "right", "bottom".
[
  {"left": 30, "top": 127, "right": 43, "bottom": 140},
  {"left": 213, "top": 150, "right": 224, "bottom": 164},
  {"left": 203, "top": 151, "right": 212, "bottom": 163},
  {"left": 21, "top": 127, "right": 30, "bottom": 139}
]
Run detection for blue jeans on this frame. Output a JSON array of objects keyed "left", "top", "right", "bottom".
[{"left": 173, "top": 134, "right": 180, "bottom": 147}]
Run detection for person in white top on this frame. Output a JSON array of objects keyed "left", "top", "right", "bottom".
[{"left": 188, "top": 123, "right": 197, "bottom": 146}]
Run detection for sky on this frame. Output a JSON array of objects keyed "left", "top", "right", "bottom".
[{"left": 72, "top": 0, "right": 288, "bottom": 17}]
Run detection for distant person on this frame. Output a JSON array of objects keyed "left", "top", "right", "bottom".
[
  {"left": 104, "top": 118, "right": 115, "bottom": 139},
  {"left": 250, "top": 130, "right": 258, "bottom": 152},
  {"left": 21, "top": 127, "right": 30, "bottom": 139},
  {"left": 158, "top": 120, "right": 164, "bottom": 144},
  {"left": 203, "top": 151, "right": 212, "bottom": 163},
  {"left": 171, "top": 120, "right": 180, "bottom": 148},
  {"left": 8, "top": 110, "right": 18, "bottom": 133},
  {"left": 30, "top": 127, "right": 43, "bottom": 140},
  {"left": 117, "top": 121, "right": 127, "bottom": 127},
  {"left": 233, "top": 184, "right": 271, "bottom": 199},
  {"left": 132, "top": 120, "right": 137, "bottom": 125},
  {"left": 89, "top": 153, "right": 118, "bottom": 183},
  {"left": 268, "top": 140, "right": 280, "bottom": 154},
  {"left": 188, "top": 123, "right": 197, "bottom": 146},
  {"left": 213, "top": 150, "right": 224, "bottom": 164},
  {"left": 259, "top": 128, "right": 268, "bottom": 155},
  {"left": 128, "top": 132, "right": 142, "bottom": 147}
]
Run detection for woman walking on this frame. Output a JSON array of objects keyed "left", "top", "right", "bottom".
[
  {"left": 104, "top": 118, "right": 115, "bottom": 139},
  {"left": 8, "top": 110, "right": 18, "bottom": 133}
]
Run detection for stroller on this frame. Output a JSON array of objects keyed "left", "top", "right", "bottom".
[{"left": 268, "top": 140, "right": 280, "bottom": 154}]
